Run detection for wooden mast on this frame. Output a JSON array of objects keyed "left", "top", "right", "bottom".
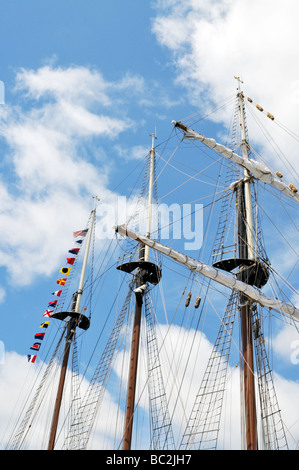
[
  {"left": 122, "top": 286, "right": 143, "bottom": 450},
  {"left": 47, "top": 205, "right": 96, "bottom": 450},
  {"left": 47, "top": 311, "right": 76, "bottom": 450},
  {"left": 122, "top": 133, "right": 158, "bottom": 450},
  {"left": 236, "top": 78, "right": 258, "bottom": 450}
]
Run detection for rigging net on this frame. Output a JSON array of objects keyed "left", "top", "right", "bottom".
[
  {"left": 63, "top": 285, "right": 134, "bottom": 450},
  {"left": 180, "top": 290, "right": 238, "bottom": 450},
  {"left": 144, "top": 292, "right": 175, "bottom": 450},
  {"left": 253, "top": 307, "right": 289, "bottom": 450}
]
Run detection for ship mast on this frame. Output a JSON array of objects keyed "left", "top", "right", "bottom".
[
  {"left": 236, "top": 78, "right": 258, "bottom": 450},
  {"left": 120, "top": 133, "right": 160, "bottom": 450},
  {"left": 144, "top": 133, "right": 156, "bottom": 262},
  {"left": 116, "top": 83, "right": 285, "bottom": 448},
  {"left": 48, "top": 206, "right": 96, "bottom": 450}
]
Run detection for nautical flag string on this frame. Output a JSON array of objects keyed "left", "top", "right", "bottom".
[{"left": 26, "top": 226, "right": 85, "bottom": 363}]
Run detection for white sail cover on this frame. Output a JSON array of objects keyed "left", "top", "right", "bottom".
[
  {"left": 115, "top": 225, "right": 299, "bottom": 320},
  {"left": 172, "top": 121, "right": 299, "bottom": 203}
]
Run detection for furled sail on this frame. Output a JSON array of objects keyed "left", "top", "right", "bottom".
[
  {"left": 115, "top": 225, "right": 299, "bottom": 320},
  {"left": 172, "top": 121, "right": 299, "bottom": 203}
]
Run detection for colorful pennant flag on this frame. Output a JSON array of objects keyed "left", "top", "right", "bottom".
[
  {"left": 69, "top": 248, "right": 80, "bottom": 255},
  {"left": 60, "top": 267, "right": 71, "bottom": 275},
  {"left": 57, "top": 278, "right": 67, "bottom": 285},
  {"left": 52, "top": 290, "right": 62, "bottom": 297},
  {"left": 34, "top": 333, "right": 45, "bottom": 340},
  {"left": 48, "top": 300, "right": 58, "bottom": 308},
  {"left": 40, "top": 321, "right": 50, "bottom": 328},
  {"left": 43, "top": 309, "right": 53, "bottom": 318},
  {"left": 30, "top": 342, "right": 41, "bottom": 351},
  {"left": 66, "top": 258, "right": 75, "bottom": 265},
  {"left": 27, "top": 355, "right": 37, "bottom": 363},
  {"left": 73, "top": 229, "right": 88, "bottom": 238}
]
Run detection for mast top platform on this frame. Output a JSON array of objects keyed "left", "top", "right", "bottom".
[
  {"left": 117, "top": 260, "right": 161, "bottom": 285},
  {"left": 51, "top": 310, "right": 90, "bottom": 330},
  {"left": 212, "top": 258, "right": 269, "bottom": 288}
]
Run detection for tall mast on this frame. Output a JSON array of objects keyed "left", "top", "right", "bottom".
[
  {"left": 144, "top": 132, "right": 156, "bottom": 262},
  {"left": 236, "top": 78, "right": 258, "bottom": 450},
  {"left": 120, "top": 132, "right": 161, "bottom": 450},
  {"left": 237, "top": 78, "right": 254, "bottom": 260},
  {"left": 48, "top": 206, "right": 96, "bottom": 450}
]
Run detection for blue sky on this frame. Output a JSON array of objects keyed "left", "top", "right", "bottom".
[
  {"left": 1, "top": 0, "right": 299, "bottom": 450},
  {"left": 1, "top": 1, "right": 155, "bottom": 74}
]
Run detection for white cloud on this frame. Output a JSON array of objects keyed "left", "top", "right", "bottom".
[
  {"left": 114, "top": 144, "right": 150, "bottom": 162},
  {"left": 152, "top": 0, "right": 299, "bottom": 178},
  {"left": 0, "top": 352, "right": 125, "bottom": 450},
  {"left": 153, "top": 0, "right": 299, "bottom": 98},
  {"left": 0, "top": 288, "right": 5, "bottom": 304},
  {"left": 0, "top": 65, "right": 141, "bottom": 286},
  {"left": 110, "top": 321, "right": 299, "bottom": 449},
  {"left": 15, "top": 65, "right": 112, "bottom": 106},
  {"left": 1, "top": 323, "right": 298, "bottom": 449},
  {"left": 271, "top": 323, "right": 299, "bottom": 364}
]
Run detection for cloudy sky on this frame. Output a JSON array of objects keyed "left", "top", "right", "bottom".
[{"left": 1, "top": 0, "right": 299, "bottom": 450}]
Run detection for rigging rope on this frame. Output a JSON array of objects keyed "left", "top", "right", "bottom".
[{"left": 245, "top": 99, "right": 299, "bottom": 183}]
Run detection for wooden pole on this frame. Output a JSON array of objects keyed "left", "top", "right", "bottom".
[
  {"left": 122, "top": 135, "right": 156, "bottom": 449},
  {"left": 236, "top": 121, "right": 258, "bottom": 449},
  {"left": 47, "top": 207, "right": 96, "bottom": 450},
  {"left": 240, "top": 303, "right": 258, "bottom": 450},
  {"left": 122, "top": 296, "right": 143, "bottom": 450},
  {"left": 48, "top": 319, "right": 75, "bottom": 450}
]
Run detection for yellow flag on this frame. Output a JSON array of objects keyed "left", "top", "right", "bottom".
[{"left": 60, "top": 267, "right": 71, "bottom": 275}]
